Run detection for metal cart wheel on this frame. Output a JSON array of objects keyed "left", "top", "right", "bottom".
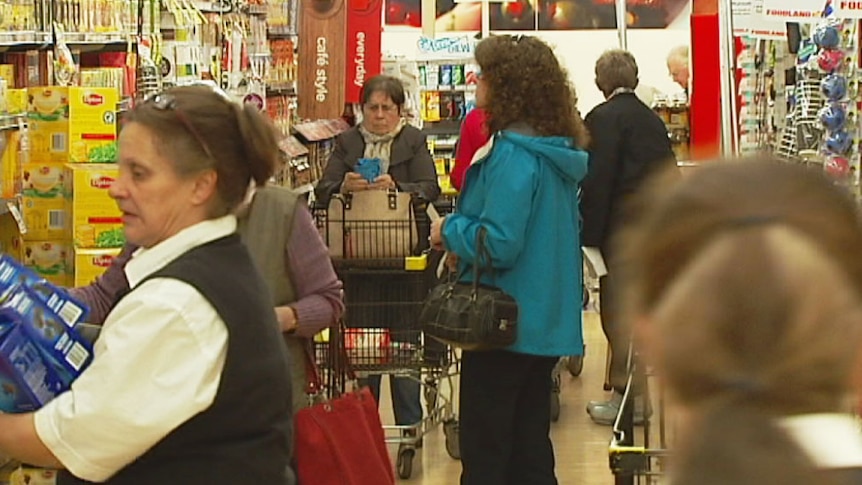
[
  {"left": 423, "top": 379, "right": 438, "bottom": 415},
  {"left": 443, "top": 419, "right": 461, "bottom": 460},
  {"left": 397, "top": 447, "right": 415, "bottom": 479}
]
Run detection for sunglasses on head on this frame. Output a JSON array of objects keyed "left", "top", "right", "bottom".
[{"left": 146, "top": 92, "right": 215, "bottom": 161}]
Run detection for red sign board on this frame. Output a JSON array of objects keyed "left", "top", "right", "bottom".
[{"left": 345, "top": 0, "right": 382, "bottom": 103}]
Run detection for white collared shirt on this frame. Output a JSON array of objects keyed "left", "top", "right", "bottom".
[
  {"left": 34, "top": 216, "right": 237, "bottom": 482},
  {"left": 779, "top": 413, "right": 862, "bottom": 469}
]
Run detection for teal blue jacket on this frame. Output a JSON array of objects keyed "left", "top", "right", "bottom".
[{"left": 442, "top": 129, "right": 588, "bottom": 357}]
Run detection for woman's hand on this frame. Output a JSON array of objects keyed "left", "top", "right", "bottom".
[
  {"left": 341, "top": 172, "right": 370, "bottom": 193},
  {"left": 371, "top": 174, "right": 396, "bottom": 190},
  {"left": 430, "top": 217, "right": 446, "bottom": 250},
  {"left": 445, "top": 252, "right": 459, "bottom": 272}
]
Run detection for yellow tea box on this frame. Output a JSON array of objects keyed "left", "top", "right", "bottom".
[
  {"left": 6, "top": 89, "right": 27, "bottom": 115},
  {"left": 0, "top": 213, "right": 22, "bottom": 259},
  {"left": 20, "top": 197, "right": 65, "bottom": 241},
  {"left": 64, "top": 163, "right": 123, "bottom": 248},
  {"left": 21, "top": 239, "right": 69, "bottom": 286},
  {"left": 0, "top": 130, "right": 22, "bottom": 198},
  {"left": 21, "top": 162, "right": 64, "bottom": 199},
  {"left": 28, "top": 87, "right": 119, "bottom": 163},
  {"left": 0, "top": 64, "right": 15, "bottom": 86},
  {"left": 69, "top": 247, "right": 121, "bottom": 287},
  {"left": 21, "top": 162, "right": 66, "bottom": 240}
]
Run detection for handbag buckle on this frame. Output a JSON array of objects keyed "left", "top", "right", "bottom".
[{"left": 387, "top": 191, "right": 398, "bottom": 210}]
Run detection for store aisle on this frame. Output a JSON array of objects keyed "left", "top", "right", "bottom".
[{"left": 377, "top": 312, "right": 616, "bottom": 484}]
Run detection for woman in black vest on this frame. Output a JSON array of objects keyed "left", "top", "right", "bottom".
[{"left": 0, "top": 86, "right": 295, "bottom": 484}]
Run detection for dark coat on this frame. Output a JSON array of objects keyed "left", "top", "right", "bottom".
[
  {"left": 580, "top": 92, "right": 677, "bottom": 259},
  {"left": 314, "top": 124, "right": 441, "bottom": 203}
]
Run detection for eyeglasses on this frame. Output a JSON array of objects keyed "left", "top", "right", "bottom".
[
  {"left": 147, "top": 93, "right": 215, "bottom": 161},
  {"left": 364, "top": 103, "right": 398, "bottom": 114}
]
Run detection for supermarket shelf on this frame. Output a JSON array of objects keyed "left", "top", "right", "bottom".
[
  {"left": 422, "top": 85, "right": 476, "bottom": 92},
  {"left": 0, "top": 114, "right": 26, "bottom": 131},
  {"left": 267, "top": 83, "right": 296, "bottom": 96},
  {"left": 246, "top": 4, "right": 269, "bottom": 14},
  {"left": 268, "top": 28, "right": 298, "bottom": 37},
  {"left": 193, "top": 0, "right": 233, "bottom": 12},
  {"left": 422, "top": 120, "right": 462, "bottom": 136}
]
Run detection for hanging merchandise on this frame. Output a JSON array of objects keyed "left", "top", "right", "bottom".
[
  {"left": 824, "top": 154, "right": 852, "bottom": 177},
  {"left": 825, "top": 129, "right": 853, "bottom": 154},
  {"left": 820, "top": 73, "right": 848, "bottom": 100},
  {"left": 812, "top": 23, "right": 840, "bottom": 49},
  {"left": 52, "top": 23, "right": 78, "bottom": 86},
  {"left": 811, "top": 18, "right": 860, "bottom": 186},
  {"left": 819, "top": 103, "right": 847, "bottom": 132},
  {"left": 817, "top": 48, "right": 845, "bottom": 72}
]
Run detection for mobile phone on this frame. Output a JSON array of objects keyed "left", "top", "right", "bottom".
[{"left": 355, "top": 158, "right": 382, "bottom": 182}]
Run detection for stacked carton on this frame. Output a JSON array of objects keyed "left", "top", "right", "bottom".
[
  {"left": 0, "top": 255, "right": 93, "bottom": 413},
  {"left": 64, "top": 164, "right": 123, "bottom": 286},
  {"left": 17, "top": 86, "right": 122, "bottom": 286}
]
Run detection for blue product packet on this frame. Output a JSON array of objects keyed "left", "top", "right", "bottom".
[
  {"left": 0, "top": 323, "right": 67, "bottom": 412},
  {"left": 1, "top": 287, "right": 94, "bottom": 386},
  {"left": 0, "top": 254, "right": 89, "bottom": 327},
  {"left": 355, "top": 158, "right": 382, "bottom": 182}
]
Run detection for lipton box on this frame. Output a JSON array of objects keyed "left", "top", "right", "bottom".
[
  {"left": 0, "top": 322, "right": 67, "bottom": 412},
  {"left": 0, "top": 287, "right": 93, "bottom": 386},
  {"left": 21, "top": 240, "right": 70, "bottom": 288},
  {"left": 27, "top": 87, "right": 119, "bottom": 163},
  {"left": 0, "top": 254, "right": 88, "bottom": 327},
  {"left": 1, "top": 130, "right": 23, "bottom": 199},
  {"left": 21, "top": 162, "right": 66, "bottom": 240},
  {"left": 64, "top": 164, "right": 123, "bottom": 248},
  {"left": 0, "top": 213, "right": 22, "bottom": 260},
  {"left": 69, "top": 247, "right": 121, "bottom": 287}
]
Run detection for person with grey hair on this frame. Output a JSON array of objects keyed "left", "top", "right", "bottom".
[
  {"left": 580, "top": 49, "right": 678, "bottom": 425},
  {"left": 667, "top": 45, "right": 690, "bottom": 92}
]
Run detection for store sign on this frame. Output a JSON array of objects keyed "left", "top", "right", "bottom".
[
  {"left": 345, "top": 0, "right": 382, "bottom": 103},
  {"left": 761, "top": 0, "right": 824, "bottom": 22},
  {"left": 732, "top": 0, "right": 754, "bottom": 35},
  {"left": 298, "top": 0, "right": 347, "bottom": 119},
  {"left": 416, "top": 36, "right": 475, "bottom": 60},
  {"left": 834, "top": 0, "right": 862, "bottom": 18}
]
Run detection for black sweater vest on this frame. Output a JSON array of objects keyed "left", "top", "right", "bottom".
[{"left": 59, "top": 234, "right": 294, "bottom": 485}]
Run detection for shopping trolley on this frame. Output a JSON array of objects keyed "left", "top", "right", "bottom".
[
  {"left": 314, "top": 194, "right": 461, "bottom": 479},
  {"left": 609, "top": 348, "right": 671, "bottom": 485}
]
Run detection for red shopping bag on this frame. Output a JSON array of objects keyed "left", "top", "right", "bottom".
[
  {"left": 294, "top": 387, "right": 393, "bottom": 485},
  {"left": 294, "top": 336, "right": 394, "bottom": 485}
]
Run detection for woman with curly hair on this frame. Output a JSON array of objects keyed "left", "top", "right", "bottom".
[{"left": 430, "top": 34, "right": 589, "bottom": 485}]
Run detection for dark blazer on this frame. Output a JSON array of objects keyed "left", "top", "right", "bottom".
[
  {"left": 580, "top": 92, "right": 677, "bottom": 258},
  {"left": 314, "top": 124, "right": 441, "bottom": 203}
]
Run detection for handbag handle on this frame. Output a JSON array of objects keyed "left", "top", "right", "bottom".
[
  {"left": 302, "top": 339, "right": 323, "bottom": 396},
  {"left": 453, "top": 226, "right": 498, "bottom": 296}
]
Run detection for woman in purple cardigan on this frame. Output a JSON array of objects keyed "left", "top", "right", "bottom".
[{"left": 71, "top": 184, "right": 344, "bottom": 414}]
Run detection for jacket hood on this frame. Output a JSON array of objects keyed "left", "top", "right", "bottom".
[{"left": 499, "top": 130, "right": 588, "bottom": 184}]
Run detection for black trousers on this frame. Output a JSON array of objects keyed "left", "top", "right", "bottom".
[{"left": 459, "top": 349, "right": 559, "bottom": 485}]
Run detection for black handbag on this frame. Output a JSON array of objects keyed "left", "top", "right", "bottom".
[{"left": 419, "top": 227, "right": 518, "bottom": 350}]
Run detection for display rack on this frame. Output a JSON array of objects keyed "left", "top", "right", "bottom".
[{"left": 283, "top": 118, "right": 350, "bottom": 198}]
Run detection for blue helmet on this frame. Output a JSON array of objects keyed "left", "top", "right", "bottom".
[
  {"left": 825, "top": 130, "right": 853, "bottom": 155},
  {"left": 819, "top": 104, "right": 847, "bottom": 132},
  {"left": 821, "top": 74, "right": 848, "bottom": 101},
  {"left": 813, "top": 24, "right": 841, "bottom": 49}
]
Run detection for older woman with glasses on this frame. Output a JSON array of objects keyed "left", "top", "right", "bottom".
[
  {"left": 315, "top": 74, "right": 439, "bottom": 201},
  {"left": 0, "top": 86, "right": 295, "bottom": 484},
  {"left": 315, "top": 74, "right": 440, "bottom": 446}
]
